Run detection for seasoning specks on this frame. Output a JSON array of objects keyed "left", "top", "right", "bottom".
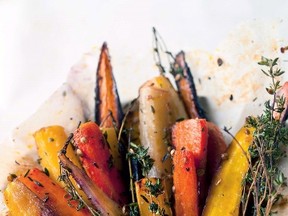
[{"left": 217, "top": 58, "right": 224, "bottom": 67}]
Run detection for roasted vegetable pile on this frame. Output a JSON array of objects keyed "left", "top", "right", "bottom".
[{"left": 4, "top": 41, "right": 288, "bottom": 216}]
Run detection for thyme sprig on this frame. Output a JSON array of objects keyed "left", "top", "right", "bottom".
[
  {"left": 127, "top": 142, "right": 154, "bottom": 177},
  {"left": 152, "top": 27, "right": 177, "bottom": 76},
  {"left": 242, "top": 57, "right": 288, "bottom": 216},
  {"left": 59, "top": 167, "right": 100, "bottom": 216},
  {"left": 58, "top": 132, "right": 100, "bottom": 216},
  {"left": 152, "top": 27, "right": 167, "bottom": 75},
  {"left": 123, "top": 98, "right": 167, "bottom": 215}
]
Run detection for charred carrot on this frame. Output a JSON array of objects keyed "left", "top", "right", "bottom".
[
  {"left": 73, "top": 121, "right": 127, "bottom": 205},
  {"left": 172, "top": 49, "right": 227, "bottom": 186},
  {"left": 4, "top": 179, "right": 55, "bottom": 216},
  {"left": 59, "top": 152, "right": 123, "bottom": 216},
  {"left": 206, "top": 122, "right": 227, "bottom": 183},
  {"left": 18, "top": 168, "right": 90, "bottom": 216},
  {"left": 173, "top": 149, "right": 198, "bottom": 216},
  {"left": 172, "top": 51, "right": 206, "bottom": 119},
  {"left": 95, "top": 42, "right": 125, "bottom": 173},
  {"left": 95, "top": 42, "right": 123, "bottom": 128},
  {"left": 171, "top": 118, "right": 208, "bottom": 212}
]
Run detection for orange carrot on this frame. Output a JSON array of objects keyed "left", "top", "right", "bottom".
[
  {"left": 18, "top": 168, "right": 90, "bottom": 216},
  {"left": 172, "top": 119, "right": 208, "bottom": 168},
  {"left": 95, "top": 42, "right": 123, "bottom": 128},
  {"left": 173, "top": 149, "right": 198, "bottom": 216},
  {"left": 73, "top": 121, "right": 127, "bottom": 205},
  {"left": 206, "top": 122, "right": 227, "bottom": 182},
  {"left": 171, "top": 118, "right": 208, "bottom": 212}
]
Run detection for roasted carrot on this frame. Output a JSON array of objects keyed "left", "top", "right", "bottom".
[
  {"left": 171, "top": 118, "right": 208, "bottom": 212},
  {"left": 34, "top": 125, "right": 89, "bottom": 204},
  {"left": 172, "top": 119, "right": 208, "bottom": 167},
  {"left": 135, "top": 178, "right": 173, "bottom": 216},
  {"left": 101, "top": 127, "right": 123, "bottom": 171},
  {"left": 139, "top": 75, "right": 188, "bottom": 179},
  {"left": 18, "top": 168, "right": 90, "bottom": 216},
  {"left": 73, "top": 121, "right": 127, "bottom": 205},
  {"left": 4, "top": 179, "right": 55, "bottom": 216},
  {"left": 59, "top": 152, "right": 123, "bottom": 216},
  {"left": 172, "top": 51, "right": 206, "bottom": 119},
  {"left": 171, "top": 51, "right": 228, "bottom": 209},
  {"left": 202, "top": 127, "right": 254, "bottom": 216},
  {"left": 206, "top": 122, "right": 227, "bottom": 182},
  {"left": 95, "top": 42, "right": 123, "bottom": 128},
  {"left": 173, "top": 149, "right": 198, "bottom": 216}
]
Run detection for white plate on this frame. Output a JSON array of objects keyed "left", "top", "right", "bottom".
[{"left": 1, "top": 1, "right": 288, "bottom": 214}]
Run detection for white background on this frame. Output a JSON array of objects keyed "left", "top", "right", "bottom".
[{"left": 1, "top": 0, "right": 288, "bottom": 142}]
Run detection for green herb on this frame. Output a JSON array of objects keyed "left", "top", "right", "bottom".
[
  {"left": 145, "top": 178, "right": 163, "bottom": 197},
  {"left": 127, "top": 202, "right": 140, "bottom": 216},
  {"left": 118, "top": 99, "right": 140, "bottom": 215},
  {"left": 127, "top": 142, "right": 154, "bottom": 177},
  {"left": 149, "top": 201, "right": 166, "bottom": 215},
  {"left": 241, "top": 57, "right": 288, "bottom": 215},
  {"left": 152, "top": 27, "right": 166, "bottom": 75},
  {"left": 43, "top": 168, "right": 50, "bottom": 177},
  {"left": 170, "top": 60, "right": 184, "bottom": 79},
  {"left": 59, "top": 164, "right": 99, "bottom": 215}
]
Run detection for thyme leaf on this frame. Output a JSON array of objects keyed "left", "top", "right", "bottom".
[
  {"left": 127, "top": 142, "right": 154, "bottom": 177},
  {"left": 145, "top": 178, "right": 163, "bottom": 198},
  {"left": 149, "top": 201, "right": 166, "bottom": 216}
]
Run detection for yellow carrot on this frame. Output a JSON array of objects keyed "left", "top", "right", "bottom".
[
  {"left": 34, "top": 125, "right": 89, "bottom": 203},
  {"left": 101, "top": 127, "right": 123, "bottom": 171},
  {"left": 202, "top": 126, "right": 254, "bottom": 216},
  {"left": 135, "top": 177, "right": 172, "bottom": 216},
  {"left": 4, "top": 179, "right": 55, "bottom": 216}
]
